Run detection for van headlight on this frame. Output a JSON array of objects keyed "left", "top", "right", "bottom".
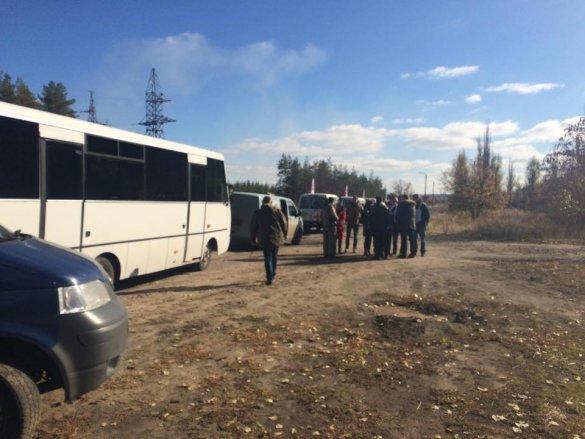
[{"left": 58, "top": 280, "right": 112, "bottom": 314}]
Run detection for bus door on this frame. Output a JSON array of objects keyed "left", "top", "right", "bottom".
[
  {"left": 184, "top": 161, "right": 206, "bottom": 262},
  {"left": 39, "top": 126, "right": 85, "bottom": 249}
]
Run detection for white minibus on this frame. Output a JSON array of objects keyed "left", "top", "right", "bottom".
[{"left": 0, "top": 102, "right": 231, "bottom": 283}]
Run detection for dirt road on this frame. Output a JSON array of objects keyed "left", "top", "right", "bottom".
[{"left": 38, "top": 234, "right": 585, "bottom": 438}]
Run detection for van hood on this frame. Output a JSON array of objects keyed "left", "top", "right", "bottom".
[{"left": 0, "top": 237, "right": 105, "bottom": 292}]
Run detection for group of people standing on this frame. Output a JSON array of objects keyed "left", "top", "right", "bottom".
[
  {"left": 322, "top": 194, "right": 430, "bottom": 260},
  {"left": 249, "top": 193, "right": 430, "bottom": 285}
]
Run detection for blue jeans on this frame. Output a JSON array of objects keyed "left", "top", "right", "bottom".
[
  {"left": 262, "top": 246, "right": 279, "bottom": 282},
  {"left": 415, "top": 223, "right": 426, "bottom": 255}
]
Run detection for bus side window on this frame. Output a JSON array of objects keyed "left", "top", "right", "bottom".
[
  {"left": 46, "top": 141, "right": 83, "bottom": 200},
  {"left": 0, "top": 116, "right": 39, "bottom": 199},
  {"left": 206, "top": 159, "right": 227, "bottom": 203},
  {"left": 190, "top": 164, "right": 206, "bottom": 202},
  {"left": 145, "top": 147, "right": 188, "bottom": 201}
]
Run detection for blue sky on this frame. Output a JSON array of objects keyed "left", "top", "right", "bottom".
[{"left": 1, "top": 0, "right": 584, "bottom": 192}]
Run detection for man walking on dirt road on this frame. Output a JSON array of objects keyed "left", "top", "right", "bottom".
[
  {"left": 413, "top": 194, "right": 430, "bottom": 257},
  {"left": 250, "top": 196, "right": 288, "bottom": 285},
  {"left": 322, "top": 197, "right": 339, "bottom": 258},
  {"left": 345, "top": 196, "right": 363, "bottom": 253},
  {"left": 394, "top": 194, "right": 417, "bottom": 258}
]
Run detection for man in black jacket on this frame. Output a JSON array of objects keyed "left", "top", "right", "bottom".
[
  {"left": 394, "top": 194, "right": 416, "bottom": 258},
  {"left": 250, "top": 196, "right": 288, "bottom": 285},
  {"left": 370, "top": 196, "right": 389, "bottom": 260},
  {"left": 413, "top": 194, "right": 431, "bottom": 256},
  {"left": 361, "top": 199, "right": 373, "bottom": 256}
]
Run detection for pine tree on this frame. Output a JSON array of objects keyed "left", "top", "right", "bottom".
[
  {"left": 39, "top": 81, "right": 76, "bottom": 117},
  {"left": 0, "top": 72, "right": 15, "bottom": 103},
  {"left": 14, "top": 78, "right": 39, "bottom": 109}
]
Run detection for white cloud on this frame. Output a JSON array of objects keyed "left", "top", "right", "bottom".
[
  {"left": 400, "top": 120, "right": 519, "bottom": 150},
  {"left": 491, "top": 116, "right": 580, "bottom": 163},
  {"left": 370, "top": 115, "right": 384, "bottom": 124},
  {"left": 415, "top": 99, "right": 452, "bottom": 109},
  {"left": 465, "top": 93, "right": 482, "bottom": 104},
  {"left": 401, "top": 65, "right": 479, "bottom": 79},
  {"left": 392, "top": 117, "right": 425, "bottom": 125},
  {"left": 230, "top": 124, "right": 397, "bottom": 158},
  {"left": 227, "top": 116, "right": 581, "bottom": 190},
  {"left": 100, "top": 32, "right": 326, "bottom": 97},
  {"left": 226, "top": 164, "right": 277, "bottom": 184},
  {"left": 485, "top": 82, "right": 564, "bottom": 95}
]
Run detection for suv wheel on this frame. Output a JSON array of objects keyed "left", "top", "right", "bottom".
[
  {"left": 197, "top": 244, "right": 212, "bottom": 271},
  {"left": 0, "top": 364, "right": 41, "bottom": 439},
  {"left": 96, "top": 257, "right": 116, "bottom": 285}
]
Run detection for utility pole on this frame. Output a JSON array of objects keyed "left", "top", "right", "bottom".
[
  {"left": 432, "top": 181, "right": 435, "bottom": 204},
  {"left": 419, "top": 171, "right": 428, "bottom": 200},
  {"left": 139, "top": 68, "right": 175, "bottom": 138},
  {"left": 81, "top": 90, "right": 98, "bottom": 123}
]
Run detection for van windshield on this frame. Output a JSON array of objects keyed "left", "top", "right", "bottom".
[{"left": 0, "top": 225, "right": 15, "bottom": 242}]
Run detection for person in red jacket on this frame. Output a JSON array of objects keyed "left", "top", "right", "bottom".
[{"left": 336, "top": 203, "right": 347, "bottom": 254}]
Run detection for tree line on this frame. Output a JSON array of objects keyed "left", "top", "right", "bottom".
[
  {"left": 232, "top": 154, "right": 388, "bottom": 202},
  {"left": 442, "top": 118, "right": 585, "bottom": 226},
  {"left": 0, "top": 70, "right": 76, "bottom": 117}
]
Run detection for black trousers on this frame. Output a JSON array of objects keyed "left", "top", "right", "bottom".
[
  {"left": 346, "top": 223, "right": 359, "bottom": 250},
  {"left": 399, "top": 229, "right": 416, "bottom": 257},
  {"left": 392, "top": 231, "right": 399, "bottom": 254},
  {"left": 383, "top": 229, "right": 393, "bottom": 258},
  {"left": 373, "top": 230, "right": 385, "bottom": 259},
  {"left": 364, "top": 228, "right": 372, "bottom": 254},
  {"left": 414, "top": 223, "right": 427, "bottom": 255}
]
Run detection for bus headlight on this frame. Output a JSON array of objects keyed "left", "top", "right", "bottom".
[{"left": 58, "top": 280, "right": 112, "bottom": 314}]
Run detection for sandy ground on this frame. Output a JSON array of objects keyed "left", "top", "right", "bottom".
[{"left": 37, "top": 233, "right": 585, "bottom": 438}]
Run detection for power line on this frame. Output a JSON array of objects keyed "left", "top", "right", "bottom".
[
  {"left": 139, "top": 68, "right": 175, "bottom": 138},
  {"left": 81, "top": 90, "right": 98, "bottom": 123}
]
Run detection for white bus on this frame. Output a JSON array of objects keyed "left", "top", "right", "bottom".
[{"left": 0, "top": 102, "right": 231, "bottom": 283}]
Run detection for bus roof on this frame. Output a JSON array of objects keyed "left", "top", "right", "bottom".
[{"left": 0, "top": 101, "right": 224, "bottom": 161}]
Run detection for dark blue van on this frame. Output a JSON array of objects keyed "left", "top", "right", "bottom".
[{"left": 0, "top": 224, "right": 128, "bottom": 438}]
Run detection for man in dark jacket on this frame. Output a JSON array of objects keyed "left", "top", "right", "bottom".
[
  {"left": 345, "top": 196, "right": 363, "bottom": 253},
  {"left": 250, "top": 196, "right": 288, "bottom": 285},
  {"left": 322, "top": 197, "right": 338, "bottom": 258},
  {"left": 370, "top": 196, "right": 390, "bottom": 260},
  {"left": 387, "top": 194, "right": 399, "bottom": 255},
  {"left": 394, "top": 194, "right": 416, "bottom": 258},
  {"left": 361, "top": 199, "right": 373, "bottom": 257},
  {"left": 413, "top": 194, "right": 431, "bottom": 256}
]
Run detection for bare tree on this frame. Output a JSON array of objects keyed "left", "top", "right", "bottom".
[{"left": 391, "top": 179, "right": 413, "bottom": 196}]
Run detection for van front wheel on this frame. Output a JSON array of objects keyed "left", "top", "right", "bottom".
[{"left": 0, "top": 363, "right": 41, "bottom": 439}]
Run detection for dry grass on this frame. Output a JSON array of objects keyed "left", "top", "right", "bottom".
[{"left": 429, "top": 207, "right": 583, "bottom": 243}]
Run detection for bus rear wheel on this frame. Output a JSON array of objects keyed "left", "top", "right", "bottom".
[
  {"left": 96, "top": 256, "right": 116, "bottom": 285},
  {"left": 0, "top": 363, "right": 41, "bottom": 439},
  {"left": 197, "top": 244, "right": 212, "bottom": 271}
]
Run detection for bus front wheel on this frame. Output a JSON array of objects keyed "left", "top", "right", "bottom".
[
  {"left": 96, "top": 256, "right": 116, "bottom": 285},
  {"left": 197, "top": 244, "right": 212, "bottom": 271}
]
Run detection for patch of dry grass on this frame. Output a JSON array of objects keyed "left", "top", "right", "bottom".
[{"left": 429, "top": 208, "right": 584, "bottom": 243}]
